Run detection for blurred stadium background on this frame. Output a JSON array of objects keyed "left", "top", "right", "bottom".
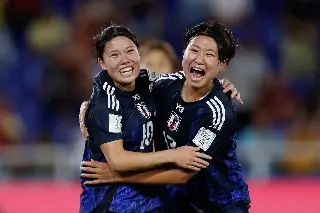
[{"left": 0, "top": 0, "right": 319, "bottom": 212}]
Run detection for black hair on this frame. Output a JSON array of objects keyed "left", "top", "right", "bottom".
[
  {"left": 93, "top": 23, "right": 139, "bottom": 60},
  {"left": 184, "top": 20, "right": 239, "bottom": 65}
]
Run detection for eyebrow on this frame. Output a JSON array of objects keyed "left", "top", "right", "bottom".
[
  {"left": 191, "top": 44, "right": 217, "bottom": 54},
  {"left": 108, "top": 50, "right": 119, "bottom": 54},
  {"left": 108, "top": 45, "right": 135, "bottom": 54}
]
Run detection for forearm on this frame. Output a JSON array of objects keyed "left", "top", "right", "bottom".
[
  {"left": 119, "top": 168, "right": 196, "bottom": 184},
  {"left": 108, "top": 149, "right": 174, "bottom": 172}
]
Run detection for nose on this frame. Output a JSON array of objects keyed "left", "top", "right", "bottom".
[
  {"left": 195, "top": 53, "right": 205, "bottom": 65},
  {"left": 120, "top": 54, "right": 130, "bottom": 65}
]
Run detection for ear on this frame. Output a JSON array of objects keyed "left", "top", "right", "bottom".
[
  {"left": 98, "top": 58, "right": 107, "bottom": 70},
  {"left": 218, "top": 60, "right": 227, "bottom": 71}
]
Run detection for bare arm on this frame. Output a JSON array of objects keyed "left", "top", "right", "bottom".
[
  {"left": 101, "top": 140, "right": 174, "bottom": 172},
  {"left": 101, "top": 140, "right": 211, "bottom": 173},
  {"left": 119, "top": 168, "right": 196, "bottom": 184},
  {"left": 81, "top": 161, "right": 196, "bottom": 185}
]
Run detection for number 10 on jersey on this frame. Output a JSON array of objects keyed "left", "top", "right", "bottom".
[{"left": 140, "top": 121, "right": 153, "bottom": 149}]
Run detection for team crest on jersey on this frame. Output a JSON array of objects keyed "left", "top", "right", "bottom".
[
  {"left": 135, "top": 102, "right": 151, "bottom": 119},
  {"left": 167, "top": 111, "right": 182, "bottom": 131}
]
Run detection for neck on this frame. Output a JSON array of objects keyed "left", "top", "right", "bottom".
[
  {"left": 182, "top": 81, "right": 214, "bottom": 102},
  {"left": 114, "top": 81, "right": 135, "bottom": 92}
]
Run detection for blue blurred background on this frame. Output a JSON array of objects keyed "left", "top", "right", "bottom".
[{"left": 0, "top": 0, "right": 319, "bottom": 212}]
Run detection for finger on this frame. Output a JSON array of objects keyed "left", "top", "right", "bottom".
[
  {"left": 223, "top": 84, "right": 234, "bottom": 93},
  {"left": 81, "top": 101, "right": 88, "bottom": 109},
  {"left": 189, "top": 146, "right": 200, "bottom": 151},
  {"left": 221, "top": 78, "right": 228, "bottom": 88},
  {"left": 187, "top": 165, "right": 201, "bottom": 171},
  {"left": 193, "top": 157, "right": 210, "bottom": 167},
  {"left": 79, "top": 102, "right": 88, "bottom": 119},
  {"left": 235, "top": 93, "right": 243, "bottom": 104},
  {"left": 81, "top": 128, "right": 89, "bottom": 137},
  {"left": 194, "top": 152, "right": 212, "bottom": 160},
  {"left": 79, "top": 110, "right": 86, "bottom": 119},
  {"left": 220, "top": 78, "right": 225, "bottom": 86},
  {"left": 81, "top": 161, "right": 98, "bottom": 168},
  {"left": 191, "top": 161, "right": 208, "bottom": 169},
  {"left": 231, "top": 88, "right": 238, "bottom": 98},
  {"left": 81, "top": 173, "right": 101, "bottom": 179},
  {"left": 84, "top": 180, "right": 103, "bottom": 185},
  {"left": 80, "top": 124, "right": 88, "bottom": 132},
  {"left": 80, "top": 167, "right": 100, "bottom": 174}
]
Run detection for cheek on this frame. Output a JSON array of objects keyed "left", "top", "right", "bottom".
[
  {"left": 205, "top": 59, "right": 220, "bottom": 75},
  {"left": 105, "top": 58, "right": 120, "bottom": 71},
  {"left": 182, "top": 56, "right": 190, "bottom": 70},
  {"left": 130, "top": 53, "right": 141, "bottom": 64},
  {"left": 183, "top": 52, "right": 196, "bottom": 64}
]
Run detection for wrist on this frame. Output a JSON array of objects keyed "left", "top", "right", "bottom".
[
  {"left": 164, "top": 149, "right": 175, "bottom": 164},
  {"left": 115, "top": 173, "right": 124, "bottom": 183}
]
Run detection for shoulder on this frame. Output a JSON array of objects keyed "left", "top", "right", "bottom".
[
  {"left": 138, "top": 69, "right": 161, "bottom": 82},
  {"left": 88, "top": 83, "right": 121, "bottom": 118},
  {"left": 203, "top": 91, "right": 236, "bottom": 129},
  {"left": 206, "top": 79, "right": 234, "bottom": 112},
  {"left": 154, "top": 71, "right": 185, "bottom": 89}
]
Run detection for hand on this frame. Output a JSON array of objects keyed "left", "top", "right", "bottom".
[
  {"left": 79, "top": 101, "right": 89, "bottom": 137},
  {"left": 171, "top": 146, "right": 212, "bottom": 171},
  {"left": 80, "top": 160, "right": 120, "bottom": 184},
  {"left": 220, "top": 78, "right": 243, "bottom": 104}
]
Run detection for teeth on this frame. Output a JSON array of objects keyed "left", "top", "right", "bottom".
[
  {"left": 190, "top": 72, "right": 204, "bottom": 81},
  {"left": 192, "top": 67, "right": 203, "bottom": 72},
  {"left": 120, "top": 67, "right": 133, "bottom": 73}
]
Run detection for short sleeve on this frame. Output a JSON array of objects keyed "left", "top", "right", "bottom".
[
  {"left": 146, "top": 70, "right": 163, "bottom": 83},
  {"left": 153, "top": 72, "right": 185, "bottom": 95},
  {"left": 86, "top": 95, "right": 123, "bottom": 146}
]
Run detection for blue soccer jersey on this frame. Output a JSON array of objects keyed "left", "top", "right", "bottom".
[
  {"left": 153, "top": 72, "right": 250, "bottom": 212},
  {"left": 80, "top": 70, "right": 163, "bottom": 213}
]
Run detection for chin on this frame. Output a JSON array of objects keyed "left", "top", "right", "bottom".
[
  {"left": 119, "top": 70, "right": 139, "bottom": 83},
  {"left": 120, "top": 76, "right": 136, "bottom": 85},
  {"left": 185, "top": 76, "right": 207, "bottom": 89}
]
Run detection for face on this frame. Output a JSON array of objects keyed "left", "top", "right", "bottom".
[
  {"left": 98, "top": 36, "right": 140, "bottom": 86},
  {"left": 141, "top": 49, "right": 173, "bottom": 74},
  {"left": 182, "top": 35, "right": 225, "bottom": 89}
]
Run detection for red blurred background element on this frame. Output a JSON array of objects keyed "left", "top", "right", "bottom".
[{"left": 1, "top": 179, "right": 319, "bottom": 213}]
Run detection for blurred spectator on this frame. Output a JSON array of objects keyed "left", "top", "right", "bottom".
[
  {"left": 237, "top": 78, "right": 291, "bottom": 177},
  {"left": 282, "top": 105, "right": 320, "bottom": 174},
  {"left": 140, "top": 39, "right": 179, "bottom": 74},
  {"left": 281, "top": 17, "right": 318, "bottom": 83},
  {"left": 0, "top": 97, "right": 25, "bottom": 148},
  {"left": 209, "top": 0, "right": 255, "bottom": 24},
  {"left": 219, "top": 33, "right": 271, "bottom": 129},
  {"left": 4, "top": 0, "right": 42, "bottom": 46},
  {"left": 25, "top": 10, "right": 70, "bottom": 55}
]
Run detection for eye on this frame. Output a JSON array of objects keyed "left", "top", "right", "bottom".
[
  {"left": 127, "top": 49, "right": 135, "bottom": 53},
  {"left": 110, "top": 53, "right": 119, "bottom": 57},
  {"left": 206, "top": 53, "right": 215, "bottom": 57},
  {"left": 190, "top": 48, "right": 198, "bottom": 53}
]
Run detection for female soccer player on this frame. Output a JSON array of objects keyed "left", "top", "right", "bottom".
[
  {"left": 80, "top": 21, "right": 250, "bottom": 213},
  {"left": 80, "top": 24, "right": 214, "bottom": 213}
]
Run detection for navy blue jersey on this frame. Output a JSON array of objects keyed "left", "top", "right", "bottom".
[
  {"left": 153, "top": 72, "right": 250, "bottom": 212},
  {"left": 80, "top": 70, "right": 163, "bottom": 213}
]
